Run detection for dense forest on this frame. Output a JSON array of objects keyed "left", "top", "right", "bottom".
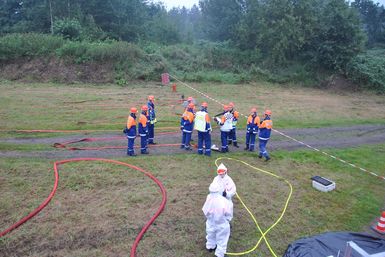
[{"left": 0, "top": 0, "right": 384, "bottom": 91}]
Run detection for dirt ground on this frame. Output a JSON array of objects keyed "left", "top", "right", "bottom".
[{"left": 1, "top": 124, "right": 385, "bottom": 159}]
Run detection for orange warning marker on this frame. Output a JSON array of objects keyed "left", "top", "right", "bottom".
[{"left": 372, "top": 211, "right": 385, "bottom": 234}]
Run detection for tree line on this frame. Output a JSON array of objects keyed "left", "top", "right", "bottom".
[{"left": 0, "top": 0, "right": 384, "bottom": 71}]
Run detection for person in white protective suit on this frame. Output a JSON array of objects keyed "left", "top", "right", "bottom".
[
  {"left": 202, "top": 182, "right": 232, "bottom": 257},
  {"left": 212, "top": 163, "right": 236, "bottom": 221}
]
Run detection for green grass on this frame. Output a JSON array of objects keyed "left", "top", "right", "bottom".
[
  {"left": 0, "top": 144, "right": 384, "bottom": 256},
  {"left": 0, "top": 81, "right": 384, "bottom": 256},
  {"left": 1, "top": 81, "right": 385, "bottom": 138},
  {"left": 0, "top": 143, "right": 53, "bottom": 151}
]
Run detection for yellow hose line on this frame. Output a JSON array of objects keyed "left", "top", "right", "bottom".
[{"left": 214, "top": 157, "right": 293, "bottom": 256}]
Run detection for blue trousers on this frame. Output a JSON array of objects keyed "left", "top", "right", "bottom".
[
  {"left": 228, "top": 128, "right": 237, "bottom": 144},
  {"left": 140, "top": 135, "right": 148, "bottom": 153},
  {"left": 245, "top": 132, "right": 257, "bottom": 151},
  {"left": 148, "top": 124, "right": 155, "bottom": 143},
  {"left": 220, "top": 131, "right": 229, "bottom": 152},
  {"left": 259, "top": 139, "right": 269, "bottom": 158},
  {"left": 127, "top": 137, "right": 135, "bottom": 155},
  {"left": 182, "top": 131, "right": 192, "bottom": 149},
  {"left": 198, "top": 131, "right": 211, "bottom": 156}
]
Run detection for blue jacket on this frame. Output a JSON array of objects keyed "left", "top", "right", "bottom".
[
  {"left": 246, "top": 114, "right": 260, "bottom": 134},
  {"left": 147, "top": 101, "right": 156, "bottom": 122},
  {"left": 259, "top": 116, "right": 273, "bottom": 140},
  {"left": 181, "top": 108, "right": 195, "bottom": 132},
  {"left": 138, "top": 112, "right": 148, "bottom": 136},
  {"left": 126, "top": 114, "right": 137, "bottom": 138}
]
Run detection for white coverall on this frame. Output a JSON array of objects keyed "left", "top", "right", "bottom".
[
  {"left": 202, "top": 183, "right": 232, "bottom": 257},
  {"left": 212, "top": 174, "right": 236, "bottom": 221}
]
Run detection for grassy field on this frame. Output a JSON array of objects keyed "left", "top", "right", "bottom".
[
  {"left": 1, "top": 80, "right": 385, "bottom": 134},
  {"left": 0, "top": 81, "right": 385, "bottom": 256}
]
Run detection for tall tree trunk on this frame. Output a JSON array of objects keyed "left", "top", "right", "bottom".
[
  {"left": 68, "top": 0, "right": 71, "bottom": 18},
  {"left": 49, "top": 0, "right": 54, "bottom": 34}
]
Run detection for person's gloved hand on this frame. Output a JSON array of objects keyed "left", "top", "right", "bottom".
[
  {"left": 180, "top": 126, "right": 184, "bottom": 131},
  {"left": 222, "top": 191, "right": 227, "bottom": 197}
]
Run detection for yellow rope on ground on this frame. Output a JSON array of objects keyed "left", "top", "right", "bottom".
[{"left": 214, "top": 157, "right": 293, "bottom": 256}]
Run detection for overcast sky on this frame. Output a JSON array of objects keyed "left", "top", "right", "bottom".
[
  {"left": 157, "top": 0, "right": 385, "bottom": 10},
  {"left": 155, "top": 0, "right": 198, "bottom": 9}
]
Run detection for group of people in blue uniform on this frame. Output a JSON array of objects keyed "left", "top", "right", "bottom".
[
  {"left": 180, "top": 97, "right": 273, "bottom": 160},
  {"left": 124, "top": 95, "right": 156, "bottom": 156},
  {"left": 124, "top": 95, "right": 273, "bottom": 160}
]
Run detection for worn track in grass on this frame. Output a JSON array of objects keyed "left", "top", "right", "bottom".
[{"left": 0, "top": 124, "right": 384, "bottom": 159}]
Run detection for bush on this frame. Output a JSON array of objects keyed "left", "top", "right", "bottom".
[
  {"left": 0, "top": 34, "right": 320, "bottom": 85},
  {"left": 345, "top": 49, "right": 385, "bottom": 92},
  {"left": 56, "top": 41, "right": 143, "bottom": 63},
  {"left": 0, "top": 33, "right": 64, "bottom": 60},
  {"left": 53, "top": 18, "right": 82, "bottom": 40},
  {"left": 182, "top": 71, "right": 251, "bottom": 84}
]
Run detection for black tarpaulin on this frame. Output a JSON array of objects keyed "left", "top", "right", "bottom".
[{"left": 283, "top": 232, "right": 385, "bottom": 257}]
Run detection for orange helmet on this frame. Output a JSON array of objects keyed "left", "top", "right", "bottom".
[
  {"left": 229, "top": 102, "right": 235, "bottom": 108},
  {"left": 217, "top": 163, "right": 227, "bottom": 175},
  {"left": 251, "top": 107, "right": 257, "bottom": 113},
  {"left": 223, "top": 105, "right": 229, "bottom": 111},
  {"left": 188, "top": 102, "right": 195, "bottom": 109},
  {"left": 187, "top": 96, "right": 193, "bottom": 102},
  {"left": 265, "top": 110, "right": 272, "bottom": 116},
  {"left": 148, "top": 95, "right": 155, "bottom": 101},
  {"left": 201, "top": 102, "right": 208, "bottom": 108},
  {"left": 130, "top": 107, "right": 138, "bottom": 113},
  {"left": 141, "top": 105, "right": 148, "bottom": 111}
]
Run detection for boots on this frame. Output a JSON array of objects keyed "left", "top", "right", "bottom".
[
  {"left": 207, "top": 246, "right": 217, "bottom": 252},
  {"left": 233, "top": 142, "right": 239, "bottom": 148}
]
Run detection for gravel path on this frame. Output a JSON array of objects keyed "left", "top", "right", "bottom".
[{"left": 1, "top": 124, "right": 384, "bottom": 159}]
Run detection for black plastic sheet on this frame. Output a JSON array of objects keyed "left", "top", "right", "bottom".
[{"left": 283, "top": 232, "right": 385, "bottom": 257}]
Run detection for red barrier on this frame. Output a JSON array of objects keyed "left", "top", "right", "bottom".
[{"left": 161, "top": 73, "right": 170, "bottom": 85}]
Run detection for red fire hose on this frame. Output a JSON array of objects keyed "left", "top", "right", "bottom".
[{"left": 0, "top": 158, "right": 167, "bottom": 257}]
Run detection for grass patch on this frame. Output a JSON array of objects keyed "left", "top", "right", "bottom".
[
  {"left": 0, "top": 143, "right": 384, "bottom": 256},
  {"left": 1, "top": 81, "right": 385, "bottom": 138},
  {"left": 0, "top": 143, "right": 53, "bottom": 151}
]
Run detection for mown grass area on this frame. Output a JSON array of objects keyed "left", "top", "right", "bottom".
[
  {"left": 0, "top": 143, "right": 52, "bottom": 151},
  {"left": 1, "top": 81, "right": 385, "bottom": 138},
  {"left": 1, "top": 81, "right": 384, "bottom": 256},
  {"left": 0, "top": 144, "right": 384, "bottom": 257}
]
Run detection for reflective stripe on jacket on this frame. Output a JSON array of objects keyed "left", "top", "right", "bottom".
[
  {"left": 247, "top": 115, "right": 260, "bottom": 134},
  {"left": 181, "top": 109, "right": 195, "bottom": 132},
  {"left": 194, "top": 111, "right": 211, "bottom": 132},
  {"left": 147, "top": 101, "right": 156, "bottom": 121},
  {"left": 138, "top": 113, "right": 148, "bottom": 135},
  {"left": 126, "top": 116, "right": 137, "bottom": 138},
  {"left": 259, "top": 118, "right": 272, "bottom": 140},
  {"left": 220, "top": 112, "right": 233, "bottom": 132},
  {"left": 232, "top": 111, "right": 239, "bottom": 127}
]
